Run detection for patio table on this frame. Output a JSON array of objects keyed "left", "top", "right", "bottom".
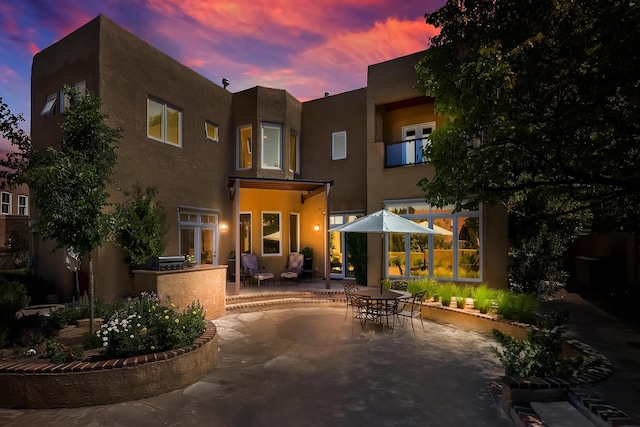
[{"left": 352, "top": 288, "right": 411, "bottom": 332}]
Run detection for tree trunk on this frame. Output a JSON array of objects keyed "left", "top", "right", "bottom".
[{"left": 89, "top": 252, "right": 95, "bottom": 334}]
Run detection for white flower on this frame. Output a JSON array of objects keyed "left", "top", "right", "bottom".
[
  {"left": 519, "top": 351, "right": 526, "bottom": 360},
  {"left": 130, "top": 334, "right": 134, "bottom": 338},
  {"left": 26, "top": 348, "right": 37, "bottom": 356},
  {"left": 103, "top": 342, "right": 108, "bottom": 347}
]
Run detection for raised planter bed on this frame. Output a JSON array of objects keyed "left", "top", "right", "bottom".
[{"left": 0, "top": 323, "right": 218, "bottom": 409}]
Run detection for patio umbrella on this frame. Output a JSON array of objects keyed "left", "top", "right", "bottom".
[{"left": 330, "top": 209, "right": 440, "bottom": 292}]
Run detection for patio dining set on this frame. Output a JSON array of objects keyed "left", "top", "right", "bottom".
[{"left": 343, "top": 282, "right": 427, "bottom": 334}]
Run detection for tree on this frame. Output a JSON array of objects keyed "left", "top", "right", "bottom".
[
  {"left": 1, "top": 88, "right": 121, "bottom": 332},
  {"left": 415, "top": 0, "right": 640, "bottom": 293},
  {"left": 416, "top": 0, "right": 640, "bottom": 225},
  {"left": 114, "top": 184, "right": 167, "bottom": 272}
]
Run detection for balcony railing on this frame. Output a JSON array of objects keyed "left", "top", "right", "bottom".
[{"left": 385, "top": 139, "right": 430, "bottom": 168}]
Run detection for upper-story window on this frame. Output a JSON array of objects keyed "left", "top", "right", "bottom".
[
  {"left": 332, "top": 131, "right": 347, "bottom": 160},
  {"left": 289, "top": 130, "right": 299, "bottom": 173},
  {"left": 237, "top": 125, "right": 252, "bottom": 170},
  {"left": 1, "top": 192, "right": 11, "bottom": 215},
  {"left": 385, "top": 122, "right": 435, "bottom": 168},
  {"left": 205, "top": 121, "right": 219, "bottom": 141},
  {"left": 60, "top": 80, "right": 87, "bottom": 114},
  {"left": 18, "top": 195, "right": 28, "bottom": 216},
  {"left": 40, "top": 94, "right": 57, "bottom": 116},
  {"left": 147, "top": 97, "right": 182, "bottom": 146},
  {"left": 261, "top": 123, "right": 282, "bottom": 170}
]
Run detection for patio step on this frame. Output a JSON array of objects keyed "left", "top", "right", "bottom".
[{"left": 225, "top": 291, "right": 346, "bottom": 313}]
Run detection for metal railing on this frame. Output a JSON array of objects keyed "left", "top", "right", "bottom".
[{"left": 384, "top": 139, "right": 429, "bottom": 168}]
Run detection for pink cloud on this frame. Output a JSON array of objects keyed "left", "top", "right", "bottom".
[
  {"left": 242, "top": 17, "right": 439, "bottom": 99},
  {"left": 0, "top": 65, "right": 18, "bottom": 84}
]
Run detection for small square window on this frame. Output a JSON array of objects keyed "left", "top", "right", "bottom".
[
  {"left": 40, "top": 94, "right": 57, "bottom": 116},
  {"left": 205, "top": 121, "right": 219, "bottom": 141}
]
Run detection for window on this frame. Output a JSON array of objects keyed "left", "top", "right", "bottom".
[
  {"left": 240, "top": 213, "right": 252, "bottom": 253},
  {"left": 60, "top": 81, "right": 87, "bottom": 114},
  {"left": 237, "top": 125, "right": 252, "bottom": 170},
  {"left": 40, "top": 94, "right": 57, "bottom": 116},
  {"left": 205, "top": 121, "right": 219, "bottom": 141},
  {"left": 289, "top": 130, "right": 299, "bottom": 173},
  {"left": 18, "top": 195, "right": 28, "bottom": 216},
  {"left": 179, "top": 210, "right": 218, "bottom": 264},
  {"left": 147, "top": 98, "right": 182, "bottom": 146},
  {"left": 289, "top": 213, "right": 299, "bottom": 253},
  {"left": 261, "top": 123, "right": 282, "bottom": 169},
  {"left": 1, "top": 192, "right": 11, "bottom": 215},
  {"left": 385, "top": 202, "right": 481, "bottom": 282},
  {"left": 332, "top": 131, "right": 347, "bottom": 160},
  {"left": 262, "top": 212, "right": 281, "bottom": 256}
]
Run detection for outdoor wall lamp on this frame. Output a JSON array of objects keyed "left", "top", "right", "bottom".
[
  {"left": 314, "top": 224, "right": 320, "bottom": 232},
  {"left": 219, "top": 222, "right": 228, "bottom": 232}
]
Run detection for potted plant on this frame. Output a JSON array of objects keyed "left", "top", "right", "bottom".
[
  {"left": 301, "top": 246, "right": 313, "bottom": 270},
  {"left": 185, "top": 254, "right": 196, "bottom": 267}
]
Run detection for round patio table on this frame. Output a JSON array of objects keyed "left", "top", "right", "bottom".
[{"left": 352, "top": 288, "right": 411, "bottom": 331}]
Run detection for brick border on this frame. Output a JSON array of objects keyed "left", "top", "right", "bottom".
[{"left": 0, "top": 323, "right": 218, "bottom": 408}]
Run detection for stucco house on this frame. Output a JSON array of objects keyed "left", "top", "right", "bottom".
[
  {"left": 0, "top": 182, "right": 30, "bottom": 269},
  {"left": 29, "top": 15, "right": 508, "bottom": 301}
]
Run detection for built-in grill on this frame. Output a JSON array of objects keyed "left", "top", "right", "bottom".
[{"left": 145, "top": 256, "right": 185, "bottom": 271}]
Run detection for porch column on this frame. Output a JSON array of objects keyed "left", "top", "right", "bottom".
[
  {"left": 234, "top": 178, "right": 241, "bottom": 295},
  {"left": 325, "top": 182, "right": 331, "bottom": 290}
]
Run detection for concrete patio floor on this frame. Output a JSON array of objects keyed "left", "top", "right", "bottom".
[{"left": 0, "top": 306, "right": 512, "bottom": 426}]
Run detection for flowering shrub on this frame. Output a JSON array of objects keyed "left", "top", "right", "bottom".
[{"left": 97, "top": 292, "right": 205, "bottom": 358}]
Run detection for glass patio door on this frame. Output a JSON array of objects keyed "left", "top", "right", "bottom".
[{"left": 330, "top": 214, "right": 362, "bottom": 279}]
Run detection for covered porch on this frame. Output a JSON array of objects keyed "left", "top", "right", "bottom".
[{"left": 227, "top": 177, "right": 333, "bottom": 295}]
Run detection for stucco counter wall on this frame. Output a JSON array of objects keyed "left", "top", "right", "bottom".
[{"left": 134, "top": 265, "right": 227, "bottom": 320}]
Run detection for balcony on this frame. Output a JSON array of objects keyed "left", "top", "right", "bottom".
[{"left": 385, "top": 139, "right": 430, "bottom": 168}]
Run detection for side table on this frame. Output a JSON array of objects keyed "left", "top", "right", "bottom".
[{"left": 301, "top": 269, "right": 316, "bottom": 283}]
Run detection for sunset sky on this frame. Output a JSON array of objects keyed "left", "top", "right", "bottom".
[{"left": 0, "top": 0, "right": 445, "bottom": 147}]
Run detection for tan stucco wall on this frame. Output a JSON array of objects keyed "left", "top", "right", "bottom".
[
  {"left": 239, "top": 188, "right": 327, "bottom": 277},
  {"left": 134, "top": 265, "right": 227, "bottom": 320},
  {"left": 301, "top": 89, "right": 367, "bottom": 213}
]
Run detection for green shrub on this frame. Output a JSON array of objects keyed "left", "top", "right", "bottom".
[
  {"left": 48, "top": 295, "right": 123, "bottom": 329},
  {"left": 97, "top": 292, "right": 206, "bottom": 358},
  {"left": 455, "top": 285, "right": 471, "bottom": 309},
  {"left": 472, "top": 284, "right": 495, "bottom": 314},
  {"left": 512, "top": 293, "right": 539, "bottom": 323},
  {"left": 0, "top": 270, "right": 55, "bottom": 305},
  {"left": 492, "top": 312, "right": 602, "bottom": 378},
  {"left": 82, "top": 331, "right": 102, "bottom": 350},
  {"left": 46, "top": 339, "right": 84, "bottom": 363},
  {"left": 495, "top": 290, "right": 515, "bottom": 319},
  {"left": 439, "top": 283, "right": 456, "bottom": 307},
  {"left": 114, "top": 185, "right": 167, "bottom": 272},
  {"left": 0, "top": 276, "right": 30, "bottom": 347},
  {"left": 407, "top": 278, "right": 429, "bottom": 295}
]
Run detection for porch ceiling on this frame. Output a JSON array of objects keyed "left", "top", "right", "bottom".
[{"left": 227, "top": 176, "right": 333, "bottom": 192}]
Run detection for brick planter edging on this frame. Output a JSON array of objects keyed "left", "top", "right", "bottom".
[
  {"left": 418, "top": 300, "right": 637, "bottom": 426},
  {"left": 0, "top": 322, "right": 218, "bottom": 408}
]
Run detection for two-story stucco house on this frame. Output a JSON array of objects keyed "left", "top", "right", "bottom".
[{"left": 30, "top": 15, "right": 508, "bottom": 300}]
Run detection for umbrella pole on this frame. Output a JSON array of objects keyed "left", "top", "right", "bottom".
[{"left": 380, "top": 233, "right": 384, "bottom": 294}]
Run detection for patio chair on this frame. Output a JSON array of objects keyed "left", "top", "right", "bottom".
[
  {"left": 343, "top": 283, "right": 360, "bottom": 320},
  {"left": 396, "top": 289, "right": 427, "bottom": 336},
  {"left": 280, "top": 253, "right": 304, "bottom": 285},
  {"left": 240, "top": 253, "right": 274, "bottom": 287}
]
